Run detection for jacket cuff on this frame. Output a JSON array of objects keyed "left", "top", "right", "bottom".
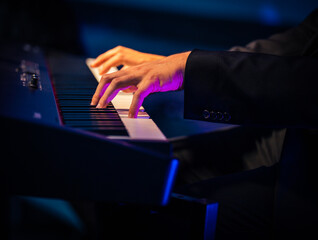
[{"left": 184, "top": 49, "right": 233, "bottom": 124}]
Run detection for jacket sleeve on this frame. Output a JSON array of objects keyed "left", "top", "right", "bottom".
[{"left": 183, "top": 50, "right": 318, "bottom": 127}]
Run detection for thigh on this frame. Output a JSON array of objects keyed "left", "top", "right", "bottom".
[{"left": 171, "top": 127, "right": 285, "bottom": 185}]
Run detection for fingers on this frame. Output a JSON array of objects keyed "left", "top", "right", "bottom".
[
  {"left": 91, "top": 73, "right": 114, "bottom": 105},
  {"left": 90, "top": 45, "right": 165, "bottom": 76},
  {"left": 128, "top": 91, "right": 145, "bottom": 118},
  {"left": 90, "top": 46, "right": 128, "bottom": 72},
  {"left": 128, "top": 84, "right": 151, "bottom": 118},
  {"left": 96, "top": 83, "right": 121, "bottom": 108},
  {"left": 91, "top": 71, "right": 140, "bottom": 109},
  {"left": 91, "top": 47, "right": 128, "bottom": 75},
  {"left": 98, "top": 54, "right": 122, "bottom": 75},
  {"left": 91, "top": 74, "right": 150, "bottom": 118},
  {"left": 90, "top": 47, "right": 118, "bottom": 68}
]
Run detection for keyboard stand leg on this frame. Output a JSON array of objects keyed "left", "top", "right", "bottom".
[{"left": 152, "top": 193, "right": 218, "bottom": 240}]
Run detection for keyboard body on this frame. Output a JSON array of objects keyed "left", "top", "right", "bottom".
[{"left": 0, "top": 43, "right": 177, "bottom": 206}]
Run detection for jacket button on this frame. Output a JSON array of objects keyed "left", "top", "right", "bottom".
[
  {"left": 202, "top": 110, "right": 210, "bottom": 119},
  {"left": 210, "top": 111, "right": 218, "bottom": 120},
  {"left": 217, "top": 112, "right": 224, "bottom": 121},
  {"left": 223, "top": 112, "right": 231, "bottom": 121}
]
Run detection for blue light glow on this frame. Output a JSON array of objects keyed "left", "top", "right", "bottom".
[
  {"left": 20, "top": 196, "right": 84, "bottom": 232},
  {"left": 259, "top": 4, "right": 281, "bottom": 26},
  {"left": 161, "top": 159, "right": 179, "bottom": 206},
  {"left": 204, "top": 202, "right": 218, "bottom": 240}
]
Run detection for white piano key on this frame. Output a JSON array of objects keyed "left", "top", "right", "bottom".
[
  {"left": 86, "top": 58, "right": 118, "bottom": 82},
  {"left": 112, "top": 92, "right": 145, "bottom": 112},
  {"left": 121, "top": 118, "right": 166, "bottom": 141}
]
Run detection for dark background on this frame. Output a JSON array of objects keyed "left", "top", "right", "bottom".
[{"left": 1, "top": 0, "right": 317, "bottom": 57}]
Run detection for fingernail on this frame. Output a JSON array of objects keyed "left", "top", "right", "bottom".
[{"left": 96, "top": 103, "right": 102, "bottom": 108}]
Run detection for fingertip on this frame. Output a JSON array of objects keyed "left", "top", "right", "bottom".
[
  {"left": 99, "top": 68, "right": 107, "bottom": 75},
  {"left": 128, "top": 111, "right": 137, "bottom": 118},
  {"left": 128, "top": 112, "right": 138, "bottom": 118},
  {"left": 96, "top": 101, "right": 107, "bottom": 108},
  {"left": 129, "top": 93, "right": 145, "bottom": 119},
  {"left": 90, "top": 59, "right": 100, "bottom": 68},
  {"left": 90, "top": 95, "right": 99, "bottom": 106},
  {"left": 91, "top": 56, "right": 106, "bottom": 68},
  {"left": 96, "top": 103, "right": 102, "bottom": 108}
]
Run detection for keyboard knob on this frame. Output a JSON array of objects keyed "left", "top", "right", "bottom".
[{"left": 29, "top": 74, "right": 39, "bottom": 89}]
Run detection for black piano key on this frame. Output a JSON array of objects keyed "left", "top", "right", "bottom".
[
  {"left": 58, "top": 101, "right": 93, "bottom": 107},
  {"left": 55, "top": 89, "right": 96, "bottom": 94},
  {"left": 58, "top": 100, "right": 101, "bottom": 105},
  {"left": 61, "top": 111, "right": 116, "bottom": 115},
  {"left": 59, "top": 103, "right": 115, "bottom": 108},
  {"left": 52, "top": 73, "right": 129, "bottom": 136},
  {"left": 60, "top": 107, "right": 117, "bottom": 114},
  {"left": 57, "top": 96, "right": 93, "bottom": 100},
  {"left": 57, "top": 92, "right": 93, "bottom": 96},
  {"left": 64, "top": 120, "right": 124, "bottom": 127},
  {"left": 54, "top": 86, "right": 97, "bottom": 90},
  {"left": 62, "top": 114, "right": 120, "bottom": 120},
  {"left": 62, "top": 113, "right": 120, "bottom": 120},
  {"left": 54, "top": 79, "right": 95, "bottom": 83}
]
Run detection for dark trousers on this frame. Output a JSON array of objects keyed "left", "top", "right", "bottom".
[
  {"left": 171, "top": 127, "right": 286, "bottom": 239},
  {"left": 175, "top": 164, "right": 278, "bottom": 240}
]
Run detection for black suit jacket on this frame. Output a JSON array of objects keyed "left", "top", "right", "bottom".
[{"left": 183, "top": 9, "right": 318, "bottom": 237}]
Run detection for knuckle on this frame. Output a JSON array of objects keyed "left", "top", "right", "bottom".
[
  {"left": 101, "top": 72, "right": 117, "bottom": 83},
  {"left": 100, "top": 74, "right": 109, "bottom": 83},
  {"left": 111, "top": 78, "right": 122, "bottom": 88},
  {"left": 115, "top": 45, "right": 123, "bottom": 51},
  {"left": 149, "top": 71, "right": 160, "bottom": 80},
  {"left": 116, "top": 52, "right": 124, "bottom": 60},
  {"left": 149, "top": 74, "right": 157, "bottom": 82},
  {"left": 135, "top": 65, "right": 143, "bottom": 71}
]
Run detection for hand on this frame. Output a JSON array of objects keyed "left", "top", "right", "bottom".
[
  {"left": 90, "top": 45, "right": 165, "bottom": 75},
  {"left": 91, "top": 51, "right": 191, "bottom": 118}
]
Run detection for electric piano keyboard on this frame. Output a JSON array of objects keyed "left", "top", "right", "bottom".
[
  {"left": 51, "top": 57, "right": 166, "bottom": 141},
  {"left": 1, "top": 43, "right": 178, "bottom": 206}
]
